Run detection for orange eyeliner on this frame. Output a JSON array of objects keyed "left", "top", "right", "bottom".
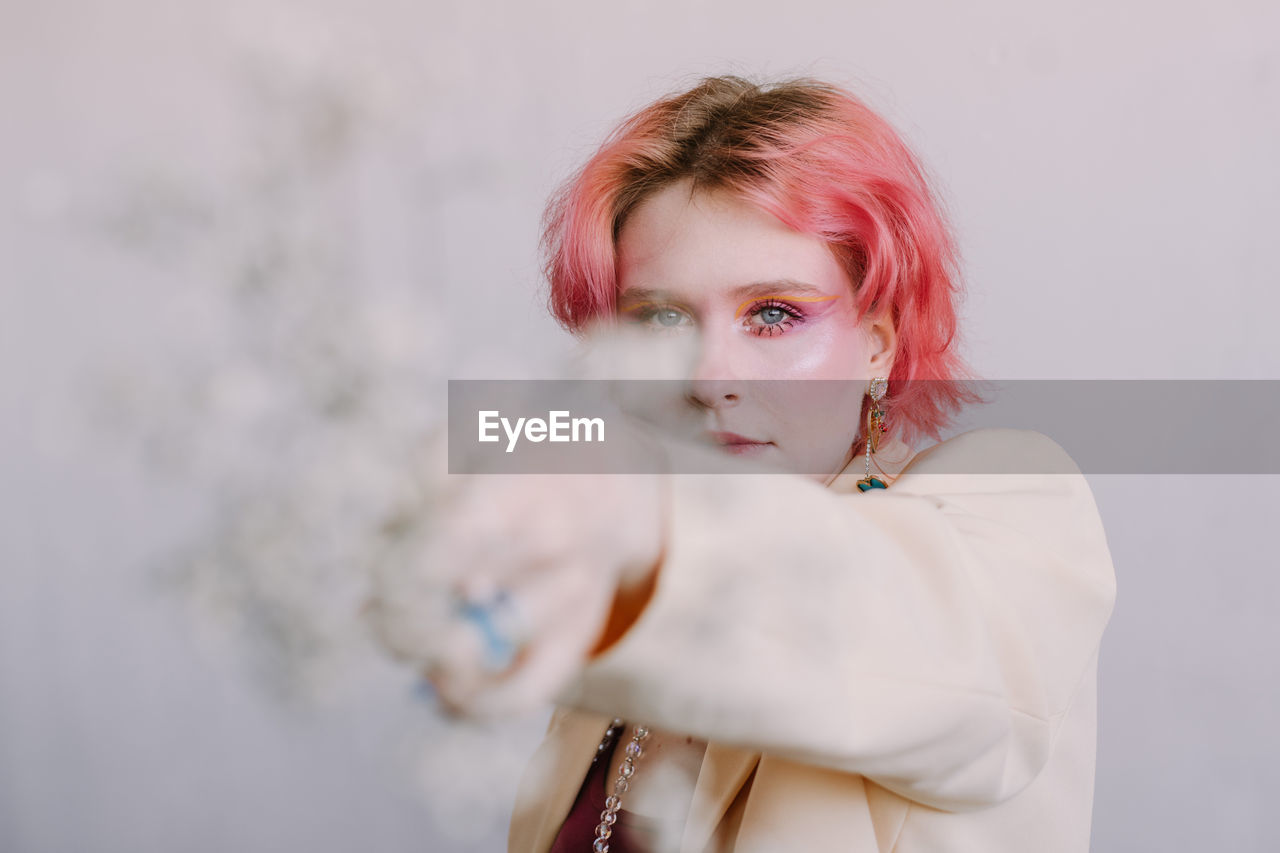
[{"left": 734, "top": 293, "right": 838, "bottom": 319}]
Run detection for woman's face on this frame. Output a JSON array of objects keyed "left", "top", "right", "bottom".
[{"left": 615, "top": 178, "right": 896, "bottom": 483}]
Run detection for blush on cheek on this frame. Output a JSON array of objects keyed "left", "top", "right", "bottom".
[{"left": 764, "top": 322, "right": 873, "bottom": 380}]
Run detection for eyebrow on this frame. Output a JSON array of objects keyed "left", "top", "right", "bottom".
[{"left": 618, "top": 279, "right": 840, "bottom": 316}]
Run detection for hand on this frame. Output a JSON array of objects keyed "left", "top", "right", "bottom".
[{"left": 363, "top": 422, "right": 669, "bottom": 719}]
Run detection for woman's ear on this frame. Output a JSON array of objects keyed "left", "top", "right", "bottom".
[{"left": 864, "top": 308, "right": 897, "bottom": 376}]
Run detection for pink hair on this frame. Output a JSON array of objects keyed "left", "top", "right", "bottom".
[{"left": 540, "top": 75, "right": 982, "bottom": 451}]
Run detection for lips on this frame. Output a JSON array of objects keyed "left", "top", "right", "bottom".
[{"left": 705, "top": 430, "right": 771, "bottom": 447}]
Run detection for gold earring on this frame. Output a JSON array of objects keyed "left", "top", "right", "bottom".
[{"left": 857, "top": 377, "right": 888, "bottom": 492}]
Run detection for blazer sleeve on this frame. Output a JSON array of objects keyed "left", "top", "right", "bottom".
[{"left": 551, "top": 427, "right": 1117, "bottom": 812}]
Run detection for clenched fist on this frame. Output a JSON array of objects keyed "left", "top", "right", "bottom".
[{"left": 363, "top": 420, "right": 670, "bottom": 719}]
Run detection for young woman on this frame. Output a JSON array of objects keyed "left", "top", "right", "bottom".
[{"left": 367, "top": 75, "right": 1117, "bottom": 852}]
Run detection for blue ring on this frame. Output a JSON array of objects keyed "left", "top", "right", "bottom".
[{"left": 453, "top": 590, "right": 519, "bottom": 670}]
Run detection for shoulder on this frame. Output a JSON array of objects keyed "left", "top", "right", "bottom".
[
  {"left": 889, "top": 428, "right": 1103, "bottom": 537},
  {"left": 899, "top": 427, "right": 1082, "bottom": 477},
  {"left": 890, "top": 429, "right": 1116, "bottom": 594}
]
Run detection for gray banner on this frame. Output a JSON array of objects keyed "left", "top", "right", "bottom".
[{"left": 447, "top": 379, "right": 1280, "bottom": 474}]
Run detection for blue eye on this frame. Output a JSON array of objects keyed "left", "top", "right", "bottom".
[
  {"left": 626, "top": 304, "right": 692, "bottom": 332},
  {"left": 758, "top": 306, "right": 787, "bottom": 325},
  {"left": 745, "top": 299, "right": 805, "bottom": 337}
]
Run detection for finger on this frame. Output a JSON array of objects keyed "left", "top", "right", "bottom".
[
  {"left": 366, "top": 521, "right": 488, "bottom": 665},
  {"left": 482, "top": 558, "right": 596, "bottom": 650},
  {"left": 425, "top": 661, "right": 487, "bottom": 719},
  {"left": 425, "top": 611, "right": 528, "bottom": 714},
  {"left": 429, "top": 560, "right": 576, "bottom": 683},
  {"left": 367, "top": 493, "right": 554, "bottom": 667},
  {"left": 437, "top": 561, "right": 614, "bottom": 718},
  {"left": 446, "top": 477, "right": 586, "bottom": 596},
  {"left": 371, "top": 476, "right": 540, "bottom": 614},
  {"left": 463, "top": 578, "right": 611, "bottom": 719}
]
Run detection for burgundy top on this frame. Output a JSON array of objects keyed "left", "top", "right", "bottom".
[{"left": 547, "top": 723, "right": 669, "bottom": 853}]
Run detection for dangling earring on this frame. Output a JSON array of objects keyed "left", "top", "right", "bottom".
[{"left": 857, "top": 377, "right": 888, "bottom": 492}]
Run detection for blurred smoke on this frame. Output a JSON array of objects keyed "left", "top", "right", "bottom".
[
  {"left": 79, "top": 27, "right": 442, "bottom": 704},
  {"left": 60, "top": 15, "right": 533, "bottom": 846}
]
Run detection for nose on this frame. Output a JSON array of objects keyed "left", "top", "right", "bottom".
[
  {"left": 684, "top": 328, "right": 743, "bottom": 410},
  {"left": 685, "top": 378, "right": 740, "bottom": 410}
]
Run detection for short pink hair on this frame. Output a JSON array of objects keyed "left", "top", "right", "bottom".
[{"left": 540, "top": 75, "right": 981, "bottom": 451}]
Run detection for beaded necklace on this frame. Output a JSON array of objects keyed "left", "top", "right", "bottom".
[{"left": 590, "top": 719, "right": 649, "bottom": 853}]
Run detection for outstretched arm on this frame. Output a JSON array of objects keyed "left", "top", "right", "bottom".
[{"left": 553, "top": 427, "right": 1117, "bottom": 811}]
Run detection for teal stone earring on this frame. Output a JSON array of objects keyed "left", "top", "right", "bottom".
[{"left": 856, "top": 377, "right": 889, "bottom": 492}]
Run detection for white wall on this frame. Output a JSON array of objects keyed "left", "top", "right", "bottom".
[{"left": 2, "top": 1, "right": 1277, "bottom": 850}]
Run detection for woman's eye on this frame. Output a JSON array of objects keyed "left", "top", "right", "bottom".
[
  {"left": 746, "top": 301, "right": 803, "bottom": 337},
  {"left": 758, "top": 306, "right": 787, "bottom": 325},
  {"left": 628, "top": 305, "right": 692, "bottom": 331}
]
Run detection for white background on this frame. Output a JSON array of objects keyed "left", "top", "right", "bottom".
[{"left": 2, "top": 1, "right": 1278, "bottom": 850}]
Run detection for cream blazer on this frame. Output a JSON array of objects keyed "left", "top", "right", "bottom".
[{"left": 508, "top": 428, "right": 1117, "bottom": 852}]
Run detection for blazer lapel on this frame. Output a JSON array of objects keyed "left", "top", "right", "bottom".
[
  {"left": 510, "top": 709, "right": 612, "bottom": 853},
  {"left": 679, "top": 743, "right": 760, "bottom": 853},
  {"left": 512, "top": 716, "right": 760, "bottom": 853}
]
